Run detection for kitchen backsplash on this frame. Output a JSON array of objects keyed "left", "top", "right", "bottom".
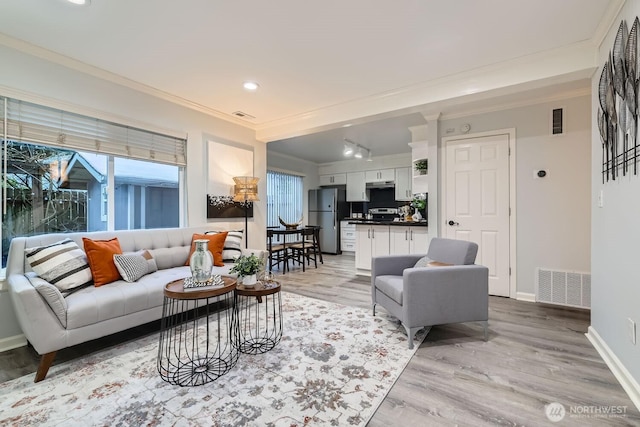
[{"left": 348, "top": 188, "right": 426, "bottom": 218}]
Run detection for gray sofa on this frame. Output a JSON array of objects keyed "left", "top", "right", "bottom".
[
  {"left": 371, "top": 237, "right": 489, "bottom": 349},
  {"left": 6, "top": 226, "right": 266, "bottom": 382}
]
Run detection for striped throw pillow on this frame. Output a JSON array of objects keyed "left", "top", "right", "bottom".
[
  {"left": 25, "top": 238, "right": 93, "bottom": 292},
  {"left": 206, "top": 230, "right": 243, "bottom": 261},
  {"left": 113, "top": 250, "right": 158, "bottom": 283}
]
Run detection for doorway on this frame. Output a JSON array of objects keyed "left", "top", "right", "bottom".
[{"left": 442, "top": 130, "right": 515, "bottom": 297}]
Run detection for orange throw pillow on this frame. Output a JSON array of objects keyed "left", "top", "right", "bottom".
[
  {"left": 185, "top": 232, "right": 227, "bottom": 267},
  {"left": 83, "top": 237, "right": 123, "bottom": 287}
]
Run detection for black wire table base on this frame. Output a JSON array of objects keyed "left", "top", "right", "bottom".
[
  {"left": 157, "top": 282, "right": 238, "bottom": 387},
  {"left": 234, "top": 283, "right": 283, "bottom": 355}
]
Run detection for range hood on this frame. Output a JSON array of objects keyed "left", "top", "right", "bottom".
[{"left": 366, "top": 181, "right": 395, "bottom": 189}]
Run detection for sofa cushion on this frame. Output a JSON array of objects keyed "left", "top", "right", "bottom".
[
  {"left": 113, "top": 250, "right": 158, "bottom": 282},
  {"left": 205, "top": 230, "right": 243, "bottom": 261},
  {"left": 83, "top": 237, "right": 123, "bottom": 287},
  {"left": 375, "top": 275, "right": 404, "bottom": 305},
  {"left": 185, "top": 233, "right": 227, "bottom": 267},
  {"left": 24, "top": 238, "right": 93, "bottom": 293}
]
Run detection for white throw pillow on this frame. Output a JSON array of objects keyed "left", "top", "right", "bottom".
[
  {"left": 206, "top": 230, "right": 243, "bottom": 261},
  {"left": 113, "top": 250, "right": 158, "bottom": 282},
  {"left": 25, "top": 238, "right": 93, "bottom": 292}
]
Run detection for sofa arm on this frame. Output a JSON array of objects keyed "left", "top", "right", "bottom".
[
  {"left": 402, "top": 265, "right": 489, "bottom": 327},
  {"left": 8, "top": 273, "right": 67, "bottom": 355},
  {"left": 372, "top": 254, "right": 425, "bottom": 278}
]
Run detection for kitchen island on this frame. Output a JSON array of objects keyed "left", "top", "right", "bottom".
[{"left": 349, "top": 220, "right": 428, "bottom": 276}]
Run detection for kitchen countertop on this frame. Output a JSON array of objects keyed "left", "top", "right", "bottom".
[{"left": 347, "top": 219, "right": 427, "bottom": 226}]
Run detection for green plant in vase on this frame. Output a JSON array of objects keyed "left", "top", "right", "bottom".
[
  {"left": 414, "top": 159, "right": 428, "bottom": 175},
  {"left": 230, "top": 254, "right": 264, "bottom": 287},
  {"left": 411, "top": 194, "right": 426, "bottom": 221}
]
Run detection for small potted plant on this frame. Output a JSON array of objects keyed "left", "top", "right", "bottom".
[
  {"left": 414, "top": 159, "right": 428, "bottom": 175},
  {"left": 229, "top": 254, "right": 264, "bottom": 287},
  {"left": 411, "top": 194, "right": 426, "bottom": 221}
]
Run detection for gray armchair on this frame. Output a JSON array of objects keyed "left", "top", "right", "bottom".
[{"left": 371, "top": 237, "right": 489, "bottom": 349}]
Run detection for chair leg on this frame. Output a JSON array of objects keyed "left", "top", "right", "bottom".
[
  {"left": 482, "top": 320, "right": 489, "bottom": 341},
  {"left": 372, "top": 303, "right": 376, "bottom": 316},
  {"left": 35, "top": 351, "right": 57, "bottom": 382},
  {"left": 403, "top": 325, "right": 423, "bottom": 350}
]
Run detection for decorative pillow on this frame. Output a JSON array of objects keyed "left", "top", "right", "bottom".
[
  {"left": 113, "top": 250, "right": 158, "bottom": 282},
  {"left": 205, "top": 230, "right": 243, "bottom": 261},
  {"left": 413, "top": 256, "right": 453, "bottom": 268},
  {"left": 185, "top": 232, "right": 227, "bottom": 267},
  {"left": 82, "top": 237, "right": 123, "bottom": 287},
  {"left": 24, "top": 238, "right": 93, "bottom": 292},
  {"left": 33, "top": 280, "right": 68, "bottom": 328}
]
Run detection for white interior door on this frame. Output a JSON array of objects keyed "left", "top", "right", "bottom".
[{"left": 445, "top": 134, "right": 510, "bottom": 297}]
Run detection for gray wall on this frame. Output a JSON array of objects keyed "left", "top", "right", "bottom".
[
  {"left": 0, "top": 43, "right": 266, "bottom": 347},
  {"left": 439, "top": 95, "right": 592, "bottom": 295},
  {"left": 591, "top": 0, "right": 640, "bottom": 386}
]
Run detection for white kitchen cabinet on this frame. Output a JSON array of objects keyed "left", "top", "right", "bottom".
[
  {"left": 340, "top": 220, "right": 356, "bottom": 252},
  {"left": 319, "top": 173, "right": 347, "bottom": 186},
  {"left": 355, "top": 225, "right": 389, "bottom": 272},
  {"left": 394, "top": 167, "right": 412, "bottom": 201},
  {"left": 389, "top": 226, "right": 429, "bottom": 255},
  {"left": 346, "top": 172, "right": 369, "bottom": 201},
  {"left": 365, "top": 168, "right": 395, "bottom": 183}
]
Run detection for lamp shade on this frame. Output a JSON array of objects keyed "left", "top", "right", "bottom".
[{"left": 232, "top": 176, "right": 259, "bottom": 202}]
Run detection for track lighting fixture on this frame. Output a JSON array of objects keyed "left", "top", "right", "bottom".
[{"left": 343, "top": 138, "right": 371, "bottom": 160}]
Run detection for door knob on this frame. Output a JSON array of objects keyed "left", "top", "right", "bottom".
[{"left": 448, "top": 220, "right": 459, "bottom": 226}]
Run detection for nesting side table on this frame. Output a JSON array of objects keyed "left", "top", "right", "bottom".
[
  {"left": 157, "top": 277, "right": 238, "bottom": 386},
  {"left": 234, "top": 281, "right": 283, "bottom": 354}
]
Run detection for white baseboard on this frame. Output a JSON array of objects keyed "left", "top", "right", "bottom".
[
  {"left": 516, "top": 292, "right": 536, "bottom": 302},
  {"left": 586, "top": 326, "right": 640, "bottom": 411},
  {"left": 0, "top": 334, "right": 27, "bottom": 353}
]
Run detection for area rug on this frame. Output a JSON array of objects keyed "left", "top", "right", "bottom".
[{"left": 0, "top": 292, "right": 425, "bottom": 426}]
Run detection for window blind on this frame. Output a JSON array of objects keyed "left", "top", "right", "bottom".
[
  {"left": 267, "top": 170, "right": 303, "bottom": 228},
  {"left": 2, "top": 97, "right": 186, "bottom": 166}
]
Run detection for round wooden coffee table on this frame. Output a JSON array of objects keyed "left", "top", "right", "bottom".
[
  {"left": 157, "top": 276, "right": 238, "bottom": 386},
  {"left": 234, "top": 281, "right": 283, "bottom": 354}
]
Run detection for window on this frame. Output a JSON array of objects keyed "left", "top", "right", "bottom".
[
  {"left": 0, "top": 96, "right": 186, "bottom": 268},
  {"left": 266, "top": 170, "right": 303, "bottom": 227}
]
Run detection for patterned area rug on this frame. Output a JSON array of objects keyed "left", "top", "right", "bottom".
[{"left": 0, "top": 292, "right": 425, "bottom": 426}]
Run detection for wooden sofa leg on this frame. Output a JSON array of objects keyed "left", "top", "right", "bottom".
[{"left": 35, "top": 351, "right": 57, "bottom": 383}]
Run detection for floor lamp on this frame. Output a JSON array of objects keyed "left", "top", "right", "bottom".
[{"left": 233, "top": 176, "right": 259, "bottom": 249}]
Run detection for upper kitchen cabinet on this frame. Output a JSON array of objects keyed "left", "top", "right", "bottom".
[
  {"left": 346, "top": 172, "right": 369, "bottom": 202},
  {"left": 409, "top": 141, "right": 429, "bottom": 194},
  {"left": 364, "top": 168, "right": 395, "bottom": 183},
  {"left": 319, "top": 173, "right": 347, "bottom": 186},
  {"left": 394, "top": 167, "right": 412, "bottom": 201}
]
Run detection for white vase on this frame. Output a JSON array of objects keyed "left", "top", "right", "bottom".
[
  {"left": 242, "top": 274, "right": 257, "bottom": 287},
  {"left": 412, "top": 208, "right": 422, "bottom": 221}
]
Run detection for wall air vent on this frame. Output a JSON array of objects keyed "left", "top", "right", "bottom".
[
  {"left": 552, "top": 108, "right": 563, "bottom": 135},
  {"left": 232, "top": 111, "right": 256, "bottom": 120},
  {"left": 536, "top": 268, "right": 590, "bottom": 309}
]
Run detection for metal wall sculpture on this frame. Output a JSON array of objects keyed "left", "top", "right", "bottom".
[{"left": 598, "top": 17, "right": 640, "bottom": 182}]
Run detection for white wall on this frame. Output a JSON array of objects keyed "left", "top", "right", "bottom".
[
  {"left": 439, "top": 95, "right": 592, "bottom": 295},
  {"left": 590, "top": 0, "right": 640, "bottom": 394},
  {"left": 0, "top": 44, "right": 266, "bottom": 345}
]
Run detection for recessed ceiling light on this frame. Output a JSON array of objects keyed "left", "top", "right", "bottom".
[
  {"left": 243, "top": 81, "right": 259, "bottom": 91},
  {"left": 67, "top": 0, "right": 90, "bottom": 5}
]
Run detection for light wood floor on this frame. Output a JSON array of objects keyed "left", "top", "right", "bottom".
[{"left": 1, "top": 254, "right": 639, "bottom": 426}]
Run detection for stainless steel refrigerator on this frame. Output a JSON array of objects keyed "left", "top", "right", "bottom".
[{"left": 308, "top": 188, "right": 348, "bottom": 254}]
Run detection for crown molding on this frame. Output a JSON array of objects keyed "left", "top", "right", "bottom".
[
  {"left": 0, "top": 34, "right": 255, "bottom": 131},
  {"left": 439, "top": 86, "right": 591, "bottom": 121},
  {"left": 592, "top": 0, "right": 626, "bottom": 49},
  {"left": 255, "top": 41, "right": 598, "bottom": 142}
]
